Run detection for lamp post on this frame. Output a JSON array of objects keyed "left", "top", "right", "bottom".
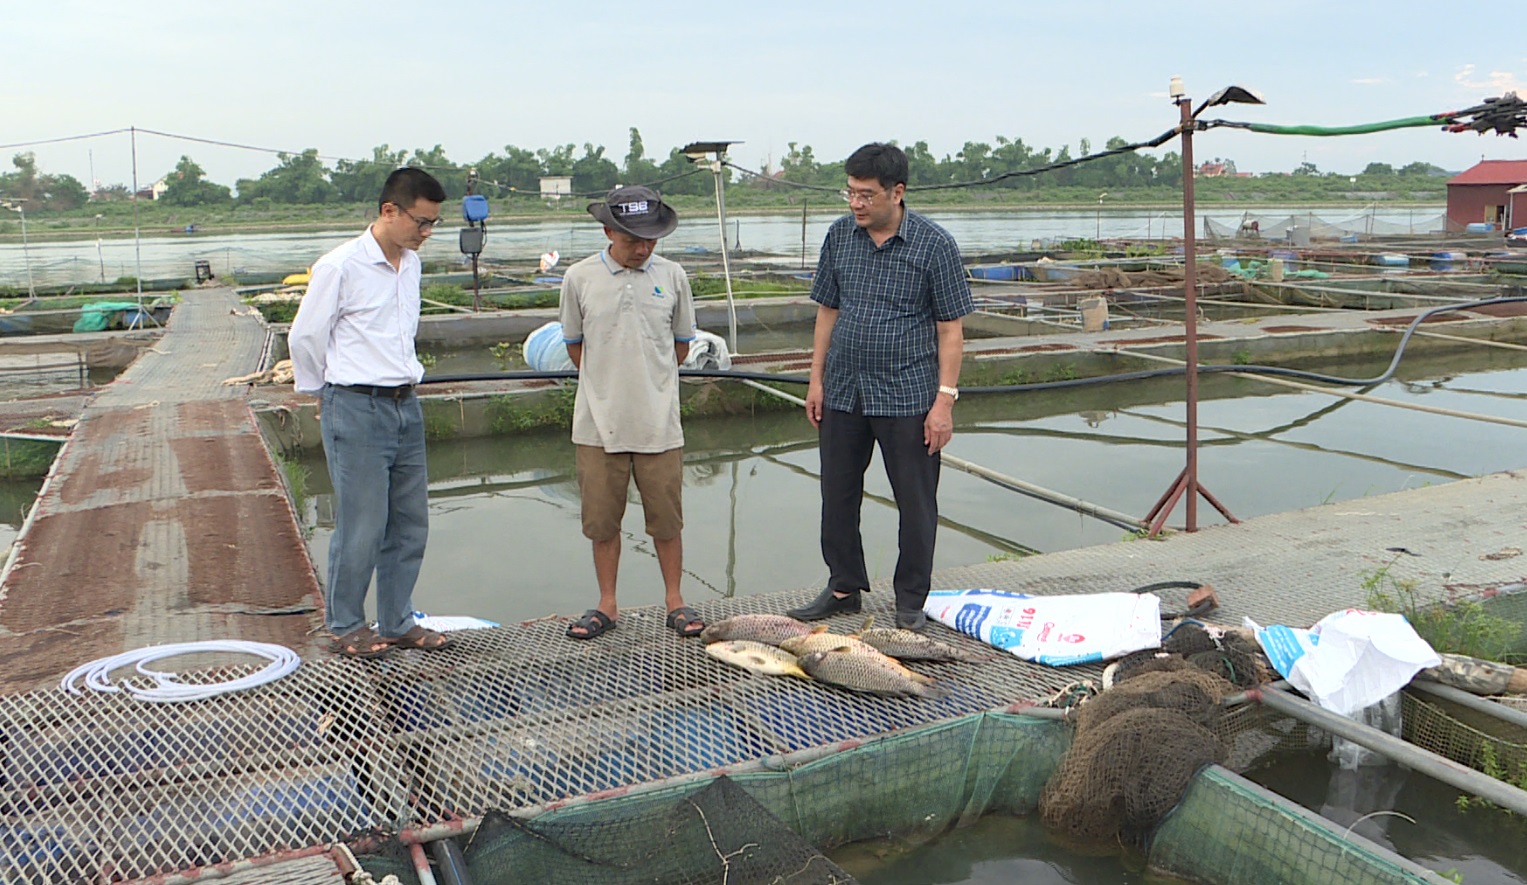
[
  {"left": 1144, "top": 79, "right": 1263, "bottom": 535},
  {"left": 94, "top": 214, "right": 106, "bottom": 283},
  {"left": 1095, "top": 192, "right": 1108, "bottom": 241},
  {"left": 1, "top": 201, "right": 36, "bottom": 300},
  {"left": 682, "top": 140, "right": 743, "bottom": 354}
]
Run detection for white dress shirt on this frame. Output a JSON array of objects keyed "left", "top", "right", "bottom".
[{"left": 288, "top": 227, "right": 425, "bottom": 394}]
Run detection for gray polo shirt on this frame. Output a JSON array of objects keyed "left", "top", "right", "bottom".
[{"left": 560, "top": 249, "right": 697, "bottom": 453}]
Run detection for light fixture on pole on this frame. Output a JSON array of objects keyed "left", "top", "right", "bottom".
[
  {"left": 1, "top": 201, "right": 36, "bottom": 300},
  {"left": 682, "top": 140, "right": 742, "bottom": 354},
  {"left": 1095, "top": 192, "right": 1108, "bottom": 241},
  {"left": 1144, "top": 78, "right": 1263, "bottom": 536}
]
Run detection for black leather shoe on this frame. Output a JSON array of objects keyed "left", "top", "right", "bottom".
[
  {"left": 787, "top": 587, "right": 861, "bottom": 620},
  {"left": 895, "top": 610, "right": 927, "bottom": 632}
]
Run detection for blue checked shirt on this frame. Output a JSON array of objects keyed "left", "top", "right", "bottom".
[{"left": 811, "top": 208, "right": 974, "bottom": 416}]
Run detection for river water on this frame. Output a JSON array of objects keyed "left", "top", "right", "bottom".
[{"left": 0, "top": 204, "right": 1446, "bottom": 288}]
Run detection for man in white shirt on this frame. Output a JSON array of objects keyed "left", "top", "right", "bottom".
[
  {"left": 558, "top": 185, "right": 702, "bottom": 640},
  {"left": 288, "top": 167, "right": 451, "bottom": 658}
]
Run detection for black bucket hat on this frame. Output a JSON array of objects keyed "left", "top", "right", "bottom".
[{"left": 588, "top": 185, "right": 679, "bottom": 239}]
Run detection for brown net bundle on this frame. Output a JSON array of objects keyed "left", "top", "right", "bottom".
[{"left": 1040, "top": 669, "right": 1234, "bottom": 845}]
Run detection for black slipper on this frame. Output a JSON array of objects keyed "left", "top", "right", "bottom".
[
  {"left": 666, "top": 606, "right": 705, "bottom": 637},
  {"left": 567, "top": 608, "right": 617, "bottom": 640}
]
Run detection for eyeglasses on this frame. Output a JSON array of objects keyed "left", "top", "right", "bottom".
[
  {"left": 393, "top": 203, "right": 442, "bottom": 231},
  {"left": 838, "top": 187, "right": 886, "bottom": 205}
]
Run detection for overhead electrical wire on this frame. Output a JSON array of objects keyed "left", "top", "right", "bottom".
[{"left": 722, "top": 127, "right": 1179, "bottom": 197}]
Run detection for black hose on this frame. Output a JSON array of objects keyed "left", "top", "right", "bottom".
[{"left": 420, "top": 296, "right": 1527, "bottom": 394}]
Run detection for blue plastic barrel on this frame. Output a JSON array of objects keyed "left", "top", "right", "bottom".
[
  {"left": 1465, "top": 222, "right": 1495, "bottom": 234},
  {"left": 1372, "top": 254, "right": 1409, "bottom": 268},
  {"left": 1430, "top": 251, "right": 1465, "bottom": 271},
  {"left": 968, "top": 264, "right": 1019, "bottom": 281}
]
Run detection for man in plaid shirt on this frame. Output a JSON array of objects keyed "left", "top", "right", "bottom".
[{"left": 788, "top": 143, "right": 974, "bottom": 632}]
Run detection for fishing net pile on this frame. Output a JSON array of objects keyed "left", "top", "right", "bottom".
[{"left": 1038, "top": 623, "right": 1271, "bottom": 846}]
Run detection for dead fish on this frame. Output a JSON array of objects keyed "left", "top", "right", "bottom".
[
  {"left": 854, "top": 623, "right": 989, "bottom": 662},
  {"left": 779, "top": 626, "right": 883, "bottom": 659},
  {"left": 797, "top": 649, "right": 944, "bottom": 699},
  {"left": 705, "top": 640, "right": 810, "bottom": 679},
  {"left": 700, "top": 614, "right": 815, "bottom": 646}
]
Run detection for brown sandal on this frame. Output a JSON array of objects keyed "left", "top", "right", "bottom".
[
  {"left": 386, "top": 624, "right": 453, "bottom": 651},
  {"left": 331, "top": 626, "right": 392, "bottom": 659}
]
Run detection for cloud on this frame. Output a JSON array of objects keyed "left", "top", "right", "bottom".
[
  {"left": 1351, "top": 77, "right": 1387, "bottom": 85},
  {"left": 1454, "top": 64, "right": 1526, "bottom": 93}
]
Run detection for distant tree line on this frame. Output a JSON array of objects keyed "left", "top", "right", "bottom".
[
  {"left": 0, "top": 129, "right": 1463, "bottom": 213},
  {"left": 0, "top": 153, "right": 89, "bottom": 211}
]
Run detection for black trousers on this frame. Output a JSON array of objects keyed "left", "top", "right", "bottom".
[{"left": 819, "top": 408, "right": 941, "bottom": 614}]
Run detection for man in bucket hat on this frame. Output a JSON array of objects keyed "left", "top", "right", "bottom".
[{"left": 558, "top": 185, "right": 704, "bottom": 640}]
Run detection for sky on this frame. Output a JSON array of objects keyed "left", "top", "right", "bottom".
[{"left": 4, "top": 0, "right": 1526, "bottom": 196}]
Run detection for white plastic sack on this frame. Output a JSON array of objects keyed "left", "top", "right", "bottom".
[
  {"left": 523, "top": 321, "right": 574, "bottom": 372},
  {"left": 682, "top": 329, "right": 732, "bottom": 371},
  {"left": 923, "top": 589, "right": 1161, "bottom": 666},
  {"left": 1251, "top": 609, "right": 1440, "bottom": 716}
]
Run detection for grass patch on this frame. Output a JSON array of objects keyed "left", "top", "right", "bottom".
[
  {"left": 0, "top": 437, "right": 61, "bottom": 478},
  {"left": 689, "top": 274, "right": 812, "bottom": 299},
  {"left": 275, "top": 452, "right": 310, "bottom": 515},
  {"left": 486, "top": 387, "right": 579, "bottom": 434},
  {"left": 1362, "top": 557, "right": 1522, "bottom": 663}
]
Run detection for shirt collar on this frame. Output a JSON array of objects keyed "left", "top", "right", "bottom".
[
  {"left": 854, "top": 204, "right": 916, "bottom": 248},
  {"left": 361, "top": 226, "right": 391, "bottom": 265},
  {"left": 598, "top": 247, "right": 652, "bottom": 274}
]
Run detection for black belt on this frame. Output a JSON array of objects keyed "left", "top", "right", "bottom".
[{"left": 337, "top": 383, "right": 415, "bottom": 400}]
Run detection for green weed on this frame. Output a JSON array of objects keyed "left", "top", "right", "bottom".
[
  {"left": 423, "top": 413, "right": 457, "bottom": 440},
  {"left": 986, "top": 551, "right": 1030, "bottom": 563},
  {"left": 1362, "top": 556, "right": 1521, "bottom": 663},
  {"left": 276, "top": 452, "right": 310, "bottom": 514},
  {"left": 1043, "top": 363, "right": 1078, "bottom": 383},
  {"left": 486, "top": 387, "right": 578, "bottom": 434}
]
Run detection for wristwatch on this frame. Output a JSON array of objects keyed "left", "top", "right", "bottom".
[{"left": 938, "top": 385, "right": 960, "bottom": 401}]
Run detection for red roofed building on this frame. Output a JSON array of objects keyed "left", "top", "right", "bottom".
[{"left": 1446, "top": 159, "right": 1527, "bottom": 230}]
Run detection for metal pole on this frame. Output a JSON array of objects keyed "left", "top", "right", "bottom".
[
  {"left": 129, "top": 126, "right": 145, "bottom": 324},
  {"left": 95, "top": 214, "right": 106, "bottom": 283},
  {"left": 712, "top": 157, "right": 738, "bottom": 354},
  {"left": 801, "top": 201, "right": 808, "bottom": 270},
  {"left": 17, "top": 206, "right": 35, "bottom": 299},
  {"left": 1179, "top": 96, "right": 1201, "bottom": 531},
  {"left": 1253, "top": 686, "right": 1527, "bottom": 816}
]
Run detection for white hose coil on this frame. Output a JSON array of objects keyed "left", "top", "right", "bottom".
[{"left": 61, "top": 640, "right": 301, "bottom": 702}]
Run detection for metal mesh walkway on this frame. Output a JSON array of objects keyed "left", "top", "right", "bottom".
[
  {"left": 0, "top": 590, "right": 1083, "bottom": 883},
  {"left": 0, "top": 289, "right": 327, "bottom": 695}
]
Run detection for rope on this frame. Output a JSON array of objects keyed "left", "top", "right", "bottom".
[{"left": 61, "top": 640, "right": 301, "bottom": 702}]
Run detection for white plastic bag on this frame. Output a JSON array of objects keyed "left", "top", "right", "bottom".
[
  {"left": 682, "top": 329, "right": 733, "bottom": 371},
  {"left": 523, "top": 321, "right": 574, "bottom": 372},
  {"left": 923, "top": 589, "right": 1161, "bottom": 666},
  {"left": 1250, "top": 609, "right": 1440, "bottom": 716}
]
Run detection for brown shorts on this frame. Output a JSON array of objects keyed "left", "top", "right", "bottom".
[{"left": 575, "top": 445, "right": 684, "bottom": 541}]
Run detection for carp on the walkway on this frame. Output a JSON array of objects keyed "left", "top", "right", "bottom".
[
  {"left": 705, "top": 639, "right": 809, "bottom": 679},
  {"left": 797, "top": 648, "right": 944, "bottom": 699},
  {"left": 700, "top": 614, "right": 814, "bottom": 646}
]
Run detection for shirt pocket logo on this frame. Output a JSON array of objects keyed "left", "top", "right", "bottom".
[{"left": 651, "top": 285, "right": 666, "bottom": 299}]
